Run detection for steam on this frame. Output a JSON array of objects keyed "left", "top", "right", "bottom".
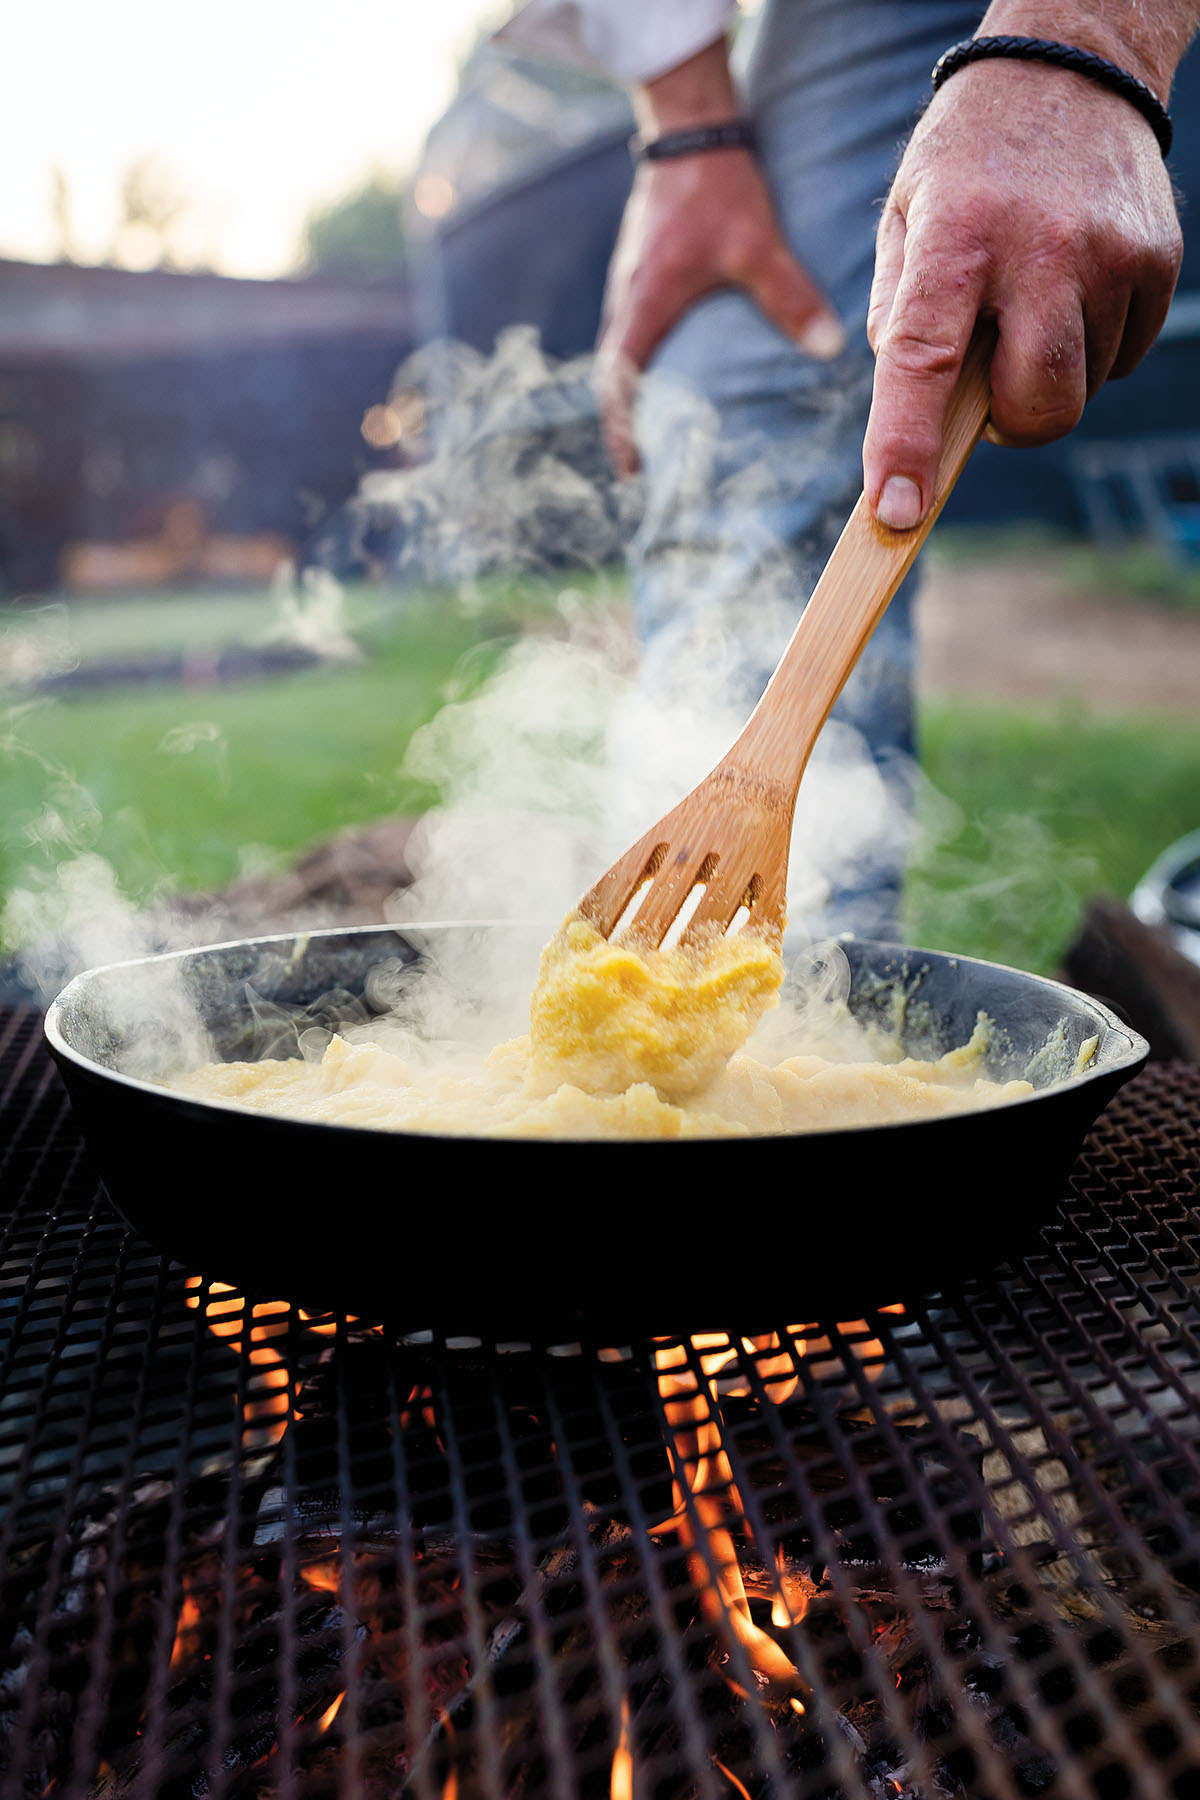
[
  {"left": 0, "top": 545, "right": 370, "bottom": 1009},
  {"left": 341, "top": 328, "right": 640, "bottom": 586},
  {"left": 0, "top": 604, "right": 77, "bottom": 689},
  {"left": 907, "top": 804, "right": 1100, "bottom": 976},
  {"left": 261, "top": 563, "right": 363, "bottom": 666},
  {"left": 373, "top": 330, "right": 920, "bottom": 972},
  {"left": 1, "top": 323, "right": 1086, "bottom": 1088},
  {"left": 10, "top": 849, "right": 212, "bottom": 1078}
]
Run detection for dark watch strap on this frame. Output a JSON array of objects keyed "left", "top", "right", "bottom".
[
  {"left": 931, "top": 36, "right": 1172, "bottom": 157},
  {"left": 634, "top": 120, "right": 759, "bottom": 163}
]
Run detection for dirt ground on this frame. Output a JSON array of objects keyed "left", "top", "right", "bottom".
[{"left": 917, "top": 550, "right": 1200, "bottom": 712}]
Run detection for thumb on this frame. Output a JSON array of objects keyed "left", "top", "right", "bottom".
[{"left": 748, "top": 242, "right": 846, "bottom": 360}]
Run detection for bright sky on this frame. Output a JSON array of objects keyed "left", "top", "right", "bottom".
[{"left": 1, "top": 0, "right": 501, "bottom": 278}]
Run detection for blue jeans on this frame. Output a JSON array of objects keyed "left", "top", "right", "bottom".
[{"left": 631, "top": 0, "right": 983, "bottom": 938}]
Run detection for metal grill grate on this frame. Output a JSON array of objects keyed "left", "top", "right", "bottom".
[{"left": 4, "top": 1004, "right": 1200, "bottom": 1799}]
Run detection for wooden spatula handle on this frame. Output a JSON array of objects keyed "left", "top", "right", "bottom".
[{"left": 732, "top": 333, "right": 993, "bottom": 795}]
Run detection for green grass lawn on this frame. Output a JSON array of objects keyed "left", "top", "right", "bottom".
[
  {"left": 907, "top": 698, "right": 1200, "bottom": 970},
  {"left": 0, "top": 592, "right": 508, "bottom": 924},
  {"left": 4, "top": 582, "right": 1198, "bottom": 974},
  {"left": 0, "top": 572, "right": 582, "bottom": 674}
]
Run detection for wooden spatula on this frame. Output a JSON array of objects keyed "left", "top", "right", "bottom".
[{"left": 580, "top": 334, "right": 992, "bottom": 947}]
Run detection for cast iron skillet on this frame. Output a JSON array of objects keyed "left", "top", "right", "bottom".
[{"left": 44, "top": 924, "right": 1147, "bottom": 1337}]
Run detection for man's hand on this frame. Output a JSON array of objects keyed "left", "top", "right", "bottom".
[
  {"left": 595, "top": 37, "right": 845, "bottom": 476},
  {"left": 864, "top": 19, "right": 1185, "bottom": 530}
]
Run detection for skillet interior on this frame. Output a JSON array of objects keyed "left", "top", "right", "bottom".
[{"left": 44, "top": 924, "right": 1148, "bottom": 1337}]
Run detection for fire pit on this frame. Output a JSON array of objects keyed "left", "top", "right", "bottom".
[{"left": 4, "top": 1002, "right": 1200, "bottom": 1798}]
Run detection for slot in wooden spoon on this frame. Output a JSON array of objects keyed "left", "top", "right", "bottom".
[{"left": 580, "top": 334, "right": 992, "bottom": 946}]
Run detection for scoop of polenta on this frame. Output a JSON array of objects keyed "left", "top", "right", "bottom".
[{"left": 528, "top": 912, "right": 783, "bottom": 1102}]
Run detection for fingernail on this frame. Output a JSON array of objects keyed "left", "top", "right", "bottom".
[
  {"left": 800, "top": 315, "right": 847, "bottom": 360},
  {"left": 876, "top": 475, "right": 923, "bottom": 530}
]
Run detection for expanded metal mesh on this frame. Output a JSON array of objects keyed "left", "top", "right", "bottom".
[{"left": 3, "top": 1006, "right": 1200, "bottom": 1799}]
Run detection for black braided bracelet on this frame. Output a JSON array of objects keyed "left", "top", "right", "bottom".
[
  {"left": 931, "top": 36, "right": 1172, "bottom": 157},
  {"left": 634, "top": 120, "right": 759, "bottom": 163}
]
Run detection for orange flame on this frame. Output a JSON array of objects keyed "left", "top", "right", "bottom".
[
  {"left": 713, "top": 1757, "right": 754, "bottom": 1799},
  {"left": 650, "top": 1314, "right": 906, "bottom": 1706},
  {"left": 185, "top": 1280, "right": 294, "bottom": 1449},
  {"left": 439, "top": 1707, "right": 459, "bottom": 1800},
  {"left": 610, "top": 1696, "right": 633, "bottom": 1800},
  {"left": 169, "top": 1590, "right": 204, "bottom": 1673},
  {"left": 771, "top": 1543, "right": 809, "bottom": 1631},
  {"left": 183, "top": 1283, "right": 381, "bottom": 1452},
  {"left": 653, "top": 1336, "right": 803, "bottom": 1698},
  {"left": 315, "top": 1692, "right": 345, "bottom": 1734}
]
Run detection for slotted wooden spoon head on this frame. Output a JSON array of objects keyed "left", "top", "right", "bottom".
[
  {"left": 580, "top": 337, "right": 993, "bottom": 949},
  {"left": 581, "top": 767, "right": 792, "bottom": 946}
]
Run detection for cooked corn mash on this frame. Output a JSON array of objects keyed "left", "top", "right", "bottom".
[
  {"left": 528, "top": 913, "right": 783, "bottom": 1101},
  {"left": 168, "top": 914, "right": 1039, "bottom": 1139}
]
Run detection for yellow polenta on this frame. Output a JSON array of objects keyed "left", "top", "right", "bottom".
[
  {"left": 168, "top": 914, "right": 1038, "bottom": 1140},
  {"left": 528, "top": 914, "right": 782, "bottom": 1101}
]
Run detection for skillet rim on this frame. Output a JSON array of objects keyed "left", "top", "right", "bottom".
[{"left": 43, "top": 922, "right": 1150, "bottom": 1145}]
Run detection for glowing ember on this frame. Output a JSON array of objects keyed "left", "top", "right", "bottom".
[
  {"left": 771, "top": 1543, "right": 809, "bottom": 1630},
  {"left": 168, "top": 1279, "right": 917, "bottom": 1788},
  {"left": 302, "top": 1559, "right": 342, "bottom": 1596}
]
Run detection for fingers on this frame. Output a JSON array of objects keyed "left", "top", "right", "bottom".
[
  {"left": 866, "top": 201, "right": 906, "bottom": 355},
  {"left": 862, "top": 226, "right": 987, "bottom": 528},
  {"left": 1110, "top": 263, "right": 1177, "bottom": 380},
  {"left": 596, "top": 240, "right": 714, "bottom": 477},
  {"left": 594, "top": 347, "right": 640, "bottom": 477},
  {"left": 594, "top": 157, "right": 848, "bottom": 478},
  {"left": 594, "top": 183, "right": 670, "bottom": 477},
  {"left": 865, "top": 230, "right": 1122, "bottom": 519},
  {"left": 597, "top": 241, "right": 845, "bottom": 476},
  {"left": 986, "top": 294, "right": 1087, "bottom": 446},
  {"left": 861, "top": 64, "right": 1184, "bottom": 523},
  {"left": 595, "top": 318, "right": 658, "bottom": 479},
  {"left": 743, "top": 242, "right": 846, "bottom": 360},
  {"left": 1080, "top": 286, "right": 1132, "bottom": 396}
]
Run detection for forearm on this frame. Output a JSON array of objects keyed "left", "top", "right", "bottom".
[{"left": 974, "top": 0, "right": 1200, "bottom": 99}]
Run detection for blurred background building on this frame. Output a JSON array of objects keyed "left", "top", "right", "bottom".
[
  {"left": 418, "top": 33, "right": 1200, "bottom": 551},
  {"left": 2, "top": 21, "right": 1199, "bottom": 596}
]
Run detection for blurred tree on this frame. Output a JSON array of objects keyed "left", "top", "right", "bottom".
[
  {"left": 109, "top": 153, "right": 194, "bottom": 269},
  {"left": 299, "top": 175, "right": 407, "bottom": 277},
  {"left": 49, "top": 165, "right": 79, "bottom": 263}
]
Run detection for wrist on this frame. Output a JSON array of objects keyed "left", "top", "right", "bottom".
[
  {"left": 634, "top": 121, "right": 758, "bottom": 164},
  {"left": 633, "top": 35, "right": 739, "bottom": 136},
  {"left": 975, "top": 2, "right": 1183, "bottom": 99},
  {"left": 931, "top": 37, "right": 1174, "bottom": 155}
]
